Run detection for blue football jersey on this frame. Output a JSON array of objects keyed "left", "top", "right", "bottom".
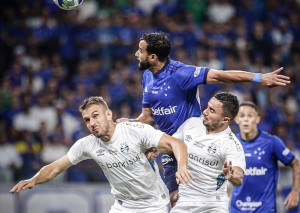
[
  {"left": 142, "top": 59, "right": 209, "bottom": 193},
  {"left": 142, "top": 59, "right": 209, "bottom": 135},
  {"left": 230, "top": 131, "right": 295, "bottom": 213}
]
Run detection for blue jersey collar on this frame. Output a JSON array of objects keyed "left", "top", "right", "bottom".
[{"left": 154, "top": 58, "right": 170, "bottom": 75}]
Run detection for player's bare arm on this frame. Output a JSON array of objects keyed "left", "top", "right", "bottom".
[
  {"left": 207, "top": 67, "right": 290, "bottom": 87},
  {"left": 158, "top": 134, "right": 194, "bottom": 185},
  {"left": 222, "top": 160, "right": 244, "bottom": 186},
  {"left": 116, "top": 107, "right": 156, "bottom": 126},
  {"left": 284, "top": 157, "right": 300, "bottom": 210},
  {"left": 10, "top": 155, "right": 72, "bottom": 194}
]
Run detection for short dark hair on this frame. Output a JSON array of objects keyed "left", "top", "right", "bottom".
[
  {"left": 240, "top": 101, "right": 260, "bottom": 115},
  {"left": 214, "top": 92, "right": 239, "bottom": 121},
  {"left": 141, "top": 32, "right": 171, "bottom": 62},
  {"left": 79, "top": 96, "right": 108, "bottom": 113}
]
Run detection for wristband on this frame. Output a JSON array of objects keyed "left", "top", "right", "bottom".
[
  {"left": 129, "top": 119, "right": 135, "bottom": 122},
  {"left": 252, "top": 73, "right": 262, "bottom": 84}
]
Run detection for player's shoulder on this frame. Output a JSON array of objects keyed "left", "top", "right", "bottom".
[
  {"left": 116, "top": 122, "right": 148, "bottom": 131},
  {"left": 257, "top": 130, "right": 281, "bottom": 143},
  {"left": 169, "top": 59, "right": 192, "bottom": 72},
  {"left": 223, "top": 131, "right": 244, "bottom": 152},
  {"left": 73, "top": 134, "right": 97, "bottom": 147},
  {"left": 180, "top": 117, "right": 203, "bottom": 130}
]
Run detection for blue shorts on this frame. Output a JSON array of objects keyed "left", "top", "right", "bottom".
[{"left": 162, "top": 154, "right": 179, "bottom": 194}]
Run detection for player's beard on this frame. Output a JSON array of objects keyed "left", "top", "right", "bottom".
[
  {"left": 138, "top": 58, "right": 151, "bottom": 71},
  {"left": 203, "top": 119, "right": 221, "bottom": 132}
]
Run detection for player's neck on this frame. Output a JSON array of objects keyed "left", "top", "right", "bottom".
[
  {"left": 206, "top": 124, "right": 228, "bottom": 135},
  {"left": 150, "top": 61, "right": 166, "bottom": 74},
  {"left": 241, "top": 129, "right": 259, "bottom": 141}
]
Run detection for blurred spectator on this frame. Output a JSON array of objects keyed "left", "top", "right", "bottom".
[{"left": 0, "top": 131, "right": 23, "bottom": 183}]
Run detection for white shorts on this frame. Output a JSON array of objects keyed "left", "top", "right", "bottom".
[
  {"left": 109, "top": 200, "right": 169, "bottom": 213},
  {"left": 170, "top": 198, "right": 229, "bottom": 213}
]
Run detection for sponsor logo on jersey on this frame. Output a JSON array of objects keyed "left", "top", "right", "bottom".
[
  {"left": 125, "top": 122, "right": 144, "bottom": 128},
  {"left": 208, "top": 143, "right": 217, "bottom": 154},
  {"left": 193, "top": 141, "right": 205, "bottom": 148},
  {"left": 236, "top": 196, "right": 262, "bottom": 211},
  {"left": 120, "top": 142, "right": 130, "bottom": 154},
  {"left": 152, "top": 106, "right": 178, "bottom": 116},
  {"left": 108, "top": 149, "right": 118, "bottom": 155},
  {"left": 282, "top": 148, "right": 290, "bottom": 156},
  {"left": 194, "top": 67, "right": 201, "bottom": 77},
  {"left": 185, "top": 135, "right": 192, "bottom": 142},
  {"left": 189, "top": 153, "right": 219, "bottom": 167},
  {"left": 161, "top": 155, "right": 174, "bottom": 165},
  {"left": 96, "top": 149, "right": 105, "bottom": 156},
  {"left": 152, "top": 90, "right": 158, "bottom": 94},
  {"left": 102, "top": 154, "right": 141, "bottom": 170},
  {"left": 245, "top": 167, "right": 267, "bottom": 176},
  {"left": 245, "top": 153, "right": 252, "bottom": 157}
]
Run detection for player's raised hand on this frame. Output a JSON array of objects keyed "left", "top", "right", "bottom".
[
  {"left": 261, "top": 67, "right": 290, "bottom": 88},
  {"left": 175, "top": 168, "right": 194, "bottom": 185},
  {"left": 222, "top": 160, "right": 233, "bottom": 180},
  {"left": 9, "top": 179, "right": 36, "bottom": 194},
  {"left": 284, "top": 190, "right": 299, "bottom": 210}
]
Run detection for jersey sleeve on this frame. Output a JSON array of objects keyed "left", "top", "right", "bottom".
[
  {"left": 138, "top": 123, "right": 164, "bottom": 149},
  {"left": 67, "top": 139, "right": 90, "bottom": 165},
  {"left": 272, "top": 136, "right": 295, "bottom": 165},
  {"left": 224, "top": 137, "right": 246, "bottom": 172},
  {"left": 173, "top": 65, "right": 209, "bottom": 90}
]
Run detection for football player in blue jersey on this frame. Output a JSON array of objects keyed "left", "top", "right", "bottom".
[
  {"left": 117, "top": 32, "right": 290, "bottom": 207},
  {"left": 230, "top": 101, "right": 300, "bottom": 212}
]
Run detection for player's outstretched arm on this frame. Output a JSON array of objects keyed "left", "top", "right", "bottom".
[
  {"left": 9, "top": 155, "right": 72, "bottom": 194},
  {"left": 157, "top": 134, "right": 194, "bottom": 185},
  {"left": 116, "top": 107, "right": 156, "bottom": 126},
  {"left": 222, "top": 160, "right": 244, "bottom": 186},
  {"left": 207, "top": 67, "right": 290, "bottom": 88},
  {"left": 284, "top": 157, "right": 300, "bottom": 210}
]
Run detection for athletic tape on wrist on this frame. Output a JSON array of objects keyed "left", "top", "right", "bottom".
[{"left": 253, "top": 73, "right": 262, "bottom": 84}]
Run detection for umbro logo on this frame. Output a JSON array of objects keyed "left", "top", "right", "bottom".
[{"left": 96, "top": 149, "right": 105, "bottom": 156}]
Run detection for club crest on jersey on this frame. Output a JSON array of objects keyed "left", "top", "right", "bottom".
[
  {"left": 208, "top": 143, "right": 217, "bottom": 154},
  {"left": 96, "top": 148, "right": 105, "bottom": 156},
  {"left": 194, "top": 67, "right": 201, "bottom": 77},
  {"left": 120, "top": 142, "right": 130, "bottom": 154}
]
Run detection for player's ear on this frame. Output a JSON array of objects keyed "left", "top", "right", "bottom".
[
  {"left": 106, "top": 109, "right": 113, "bottom": 121},
  {"left": 256, "top": 115, "right": 261, "bottom": 124}
]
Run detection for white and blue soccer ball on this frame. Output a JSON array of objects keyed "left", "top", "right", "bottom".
[{"left": 53, "top": 0, "right": 84, "bottom": 10}]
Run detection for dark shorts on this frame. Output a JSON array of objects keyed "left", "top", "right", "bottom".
[{"left": 162, "top": 154, "right": 179, "bottom": 194}]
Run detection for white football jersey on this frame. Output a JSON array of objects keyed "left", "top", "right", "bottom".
[
  {"left": 68, "top": 122, "right": 169, "bottom": 210},
  {"left": 173, "top": 117, "right": 246, "bottom": 201}
]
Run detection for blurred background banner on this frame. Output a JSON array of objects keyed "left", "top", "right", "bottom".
[{"left": 0, "top": 0, "right": 299, "bottom": 212}]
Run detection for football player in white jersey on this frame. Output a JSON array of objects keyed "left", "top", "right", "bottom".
[
  {"left": 10, "top": 96, "right": 193, "bottom": 213},
  {"left": 170, "top": 92, "right": 246, "bottom": 213}
]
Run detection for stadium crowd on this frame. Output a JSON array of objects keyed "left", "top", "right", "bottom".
[{"left": 0, "top": 0, "right": 300, "bottom": 188}]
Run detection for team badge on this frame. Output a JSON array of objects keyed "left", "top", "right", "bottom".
[
  {"left": 120, "top": 142, "right": 130, "bottom": 154},
  {"left": 208, "top": 143, "right": 217, "bottom": 154}
]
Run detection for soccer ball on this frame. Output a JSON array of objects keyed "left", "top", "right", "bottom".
[{"left": 53, "top": 0, "right": 84, "bottom": 10}]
